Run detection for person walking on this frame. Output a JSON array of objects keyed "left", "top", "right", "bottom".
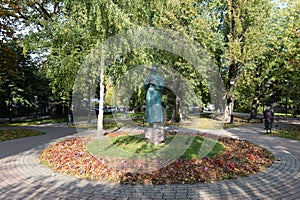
[{"left": 263, "top": 106, "right": 274, "bottom": 134}]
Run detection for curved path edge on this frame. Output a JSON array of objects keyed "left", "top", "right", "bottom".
[{"left": 0, "top": 120, "right": 299, "bottom": 200}]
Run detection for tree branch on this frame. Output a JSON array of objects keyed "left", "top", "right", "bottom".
[{"left": 36, "top": 2, "right": 51, "bottom": 20}]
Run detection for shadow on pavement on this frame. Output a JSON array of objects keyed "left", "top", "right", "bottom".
[{"left": 0, "top": 125, "right": 77, "bottom": 159}]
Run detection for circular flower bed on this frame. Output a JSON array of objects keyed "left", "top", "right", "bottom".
[{"left": 40, "top": 132, "right": 274, "bottom": 185}]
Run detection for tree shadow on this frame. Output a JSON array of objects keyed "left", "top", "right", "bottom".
[{"left": 0, "top": 125, "right": 78, "bottom": 159}]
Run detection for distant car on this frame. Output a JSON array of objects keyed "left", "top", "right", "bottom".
[
  {"left": 92, "top": 106, "right": 117, "bottom": 115},
  {"left": 207, "top": 104, "right": 215, "bottom": 111},
  {"left": 117, "top": 106, "right": 126, "bottom": 112},
  {"left": 104, "top": 106, "right": 116, "bottom": 114}
]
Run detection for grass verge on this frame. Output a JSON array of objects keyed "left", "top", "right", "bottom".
[
  {"left": 0, "top": 129, "right": 45, "bottom": 141},
  {"left": 0, "top": 118, "right": 64, "bottom": 127},
  {"left": 268, "top": 126, "right": 300, "bottom": 141}
]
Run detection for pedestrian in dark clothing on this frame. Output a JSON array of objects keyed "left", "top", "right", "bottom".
[{"left": 264, "top": 106, "right": 274, "bottom": 134}]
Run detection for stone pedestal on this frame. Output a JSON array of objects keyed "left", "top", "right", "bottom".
[{"left": 145, "top": 127, "right": 165, "bottom": 145}]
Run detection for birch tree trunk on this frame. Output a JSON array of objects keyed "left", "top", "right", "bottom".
[{"left": 97, "top": 64, "right": 105, "bottom": 136}]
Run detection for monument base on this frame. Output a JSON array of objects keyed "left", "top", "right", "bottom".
[{"left": 145, "top": 127, "right": 165, "bottom": 145}]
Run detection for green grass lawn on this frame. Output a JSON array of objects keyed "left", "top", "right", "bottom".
[
  {"left": 169, "top": 115, "right": 260, "bottom": 130},
  {"left": 0, "top": 129, "right": 45, "bottom": 141},
  {"left": 268, "top": 126, "right": 300, "bottom": 141},
  {"left": 273, "top": 112, "right": 293, "bottom": 117},
  {"left": 103, "top": 112, "right": 145, "bottom": 119},
  {"left": 0, "top": 118, "right": 64, "bottom": 127},
  {"left": 87, "top": 135, "right": 224, "bottom": 160},
  {"left": 76, "top": 114, "right": 261, "bottom": 131},
  {"left": 75, "top": 118, "right": 145, "bottom": 130}
]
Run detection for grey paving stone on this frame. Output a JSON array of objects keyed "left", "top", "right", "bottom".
[{"left": 0, "top": 122, "right": 299, "bottom": 200}]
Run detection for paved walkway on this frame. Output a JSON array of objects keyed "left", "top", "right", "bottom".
[{"left": 0, "top": 119, "right": 299, "bottom": 200}]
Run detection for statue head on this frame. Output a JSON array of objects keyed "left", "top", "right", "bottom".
[{"left": 151, "top": 66, "right": 157, "bottom": 75}]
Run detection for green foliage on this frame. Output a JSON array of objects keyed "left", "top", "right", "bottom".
[
  {"left": 174, "top": 113, "right": 181, "bottom": 123},
  {"left": 0, "top": 41, "right": 50, "bottom": 118},
  {"left": 1, "top": 0, "right": 299, "bottom": 117},
  {"left": 230, "top": 0, "right": 300, "bottom": 111},
  {"left": 0, "top": 118, "right": 64, "bottom": 127},
  {"left": 0, "top": 0, "right": 18, "bottom": 42}
]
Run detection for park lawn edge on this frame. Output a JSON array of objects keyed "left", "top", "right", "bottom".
[{"left": 0, "top": 129, "right": 46, "bottom": 141}]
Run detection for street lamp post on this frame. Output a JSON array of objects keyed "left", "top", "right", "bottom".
[{"left": 230, "top": 79, "right": 235, "bottom": 124}]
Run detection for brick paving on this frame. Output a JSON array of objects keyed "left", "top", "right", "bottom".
[{"left": 0, "top": 119, "right": 299, "bottom": 200}]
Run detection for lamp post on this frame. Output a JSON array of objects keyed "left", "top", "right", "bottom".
[{"left": 230, "top": 79, "right": 235, "bottom": 124}]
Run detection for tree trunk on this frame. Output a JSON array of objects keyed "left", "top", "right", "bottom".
[
  {"left": 249, "top": 100, "right": 259, "bottom": 119},
  {"left": 178, "top": 98, "right": 185, "bottom": 122},
  {"left": 169, "top": 96, "right": 181, "bottom": 122},
  {"left": 87, "top": 85, "right": 92, "bottom": 124},
  {"left": 8, "top": 89, "right": 13, "bottom": 123},
  {"left": 97, "top": 64, "right": 105, "bottom": 136},
  {"left": 224, "top": 97, "right": 231, "bottom": 123}
]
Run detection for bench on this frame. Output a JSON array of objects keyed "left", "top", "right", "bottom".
[{"left": 247, "top": 115, "right": 263, "bottom": 123}]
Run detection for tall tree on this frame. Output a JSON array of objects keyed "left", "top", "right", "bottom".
[
  {"left": 235, "top": 0, "right": 300, "bottom": 116},
  {"left": 8, "top": 0, "right": 298, "bottom": 125}
]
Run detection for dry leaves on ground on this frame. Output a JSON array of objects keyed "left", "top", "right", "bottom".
[{"left": 40, "top": 133, "right": 274, "bottom": 185}]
